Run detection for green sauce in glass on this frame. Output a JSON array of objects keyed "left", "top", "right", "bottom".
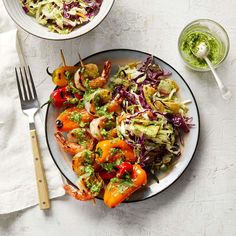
[{"left": 180, "top": 31, "right": 223, "bottom": 69}]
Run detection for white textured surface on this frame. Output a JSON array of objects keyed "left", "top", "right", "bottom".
[
  {"left": 1, "top": 0, "right": 236, "bottom": 235},
  {"left": 0, "top": 2, "right": 64, "bottom": 215},
  {"left": 0, "top": 28, "right": 64, "bottom": 214}
]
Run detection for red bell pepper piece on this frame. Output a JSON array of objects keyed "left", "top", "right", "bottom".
[
  {"left": 116, "top": 162, "right": 133, "bottom": 178},
  {"left": 99, "top": 171, "right": 116, "bottom": 180}
]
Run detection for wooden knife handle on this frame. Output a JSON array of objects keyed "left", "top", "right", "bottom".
[{"left": 30, "top": 129, "right": 50, "bottom": 210}]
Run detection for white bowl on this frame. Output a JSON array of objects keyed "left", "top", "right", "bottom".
[{"left": 3, "top": 0, "right": 114, "bottom": 40}]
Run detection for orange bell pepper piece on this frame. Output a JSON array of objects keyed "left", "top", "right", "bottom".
[
  {"left": 104, "top": 164, "right": 147, "bottom": 208},
  {"left": 95, "top": 139, "right": 137, "bottom": 164},
  {"left": 56, "top": 107, "right": 94, "bottom": 132},
  {"left": 52, "top": 66, "right": 80, "bottom": 87}
]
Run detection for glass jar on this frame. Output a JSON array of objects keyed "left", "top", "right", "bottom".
[{"left": 178, "top": 19, "right": 230, "bottom": 71}]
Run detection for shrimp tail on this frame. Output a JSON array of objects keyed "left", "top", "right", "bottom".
[
  {"left": 101, "top": 60, "right": 112, "bottom": 81},
  {"left": 54, "top": 131, "right": 84, "bottom": 155},
  {"left": 107, "top": 95, "right": 123, "bottom": 113},
  {"left": 89, "top": 61, "right": 112, "bottom": 89},
  {"left": 64, "top": 184, "right": 94, "bottom": 201},
  {"left": 55, "top": 131, "right": 67, "bottom": 147}
]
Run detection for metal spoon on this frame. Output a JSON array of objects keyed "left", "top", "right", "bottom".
[{"left": 193, "top": 42, "right": 232, "bottom": 100}]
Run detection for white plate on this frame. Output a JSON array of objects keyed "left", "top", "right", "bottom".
[
  {"left": 45, "top": 49, "right": 200, "bottom": 202},
  {"left": 3, "top": 0, "right": 114, "bottom": 40}
]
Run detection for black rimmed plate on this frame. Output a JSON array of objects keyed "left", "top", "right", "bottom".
[{"left": 45, "top": 49, "right": 200, "bottom": 202}]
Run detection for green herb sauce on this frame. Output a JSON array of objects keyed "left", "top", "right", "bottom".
[
  {"left": 110, "top": 177, "right": 134, "bottom": 193},
  {"left": 180, "top": 31, "right": 223, "bottom": 69}
]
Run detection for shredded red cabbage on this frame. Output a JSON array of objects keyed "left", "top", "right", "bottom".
[
  {"left": 170, "top": 114, "right": 194, "bottom": 133},
  {"left": 114, "top": 56, "right": 193, "bottom": 178},
  {"left": 62, "top": 1, "right": 102, "bottom": 21},
  {"left": 136, "top": 55, "right": 172, "bottom": 83},
  {"left": 22, "top": 6, "right": 29, "bottom": 13}
]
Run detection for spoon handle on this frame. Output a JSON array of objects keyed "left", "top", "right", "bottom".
[{"left": 204, "top": 57, "right": 232, "bottom": 100}]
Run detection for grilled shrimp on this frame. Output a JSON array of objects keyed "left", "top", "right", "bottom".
[
  {"left": 54, "top": 128, "right": 96, "bottom": 155},
  {"left": 64, "top": 184, "right": 94, "bottom": 201},
  {"left": 90, "top": 116, "right": 117, "bottom": 141},
  {"left": 72, "top": 150, "right": 95, "bottom": 175},
  {"left": 74, "top": 61, "right": 111, "bottom": 91},
  {"left": 107, "top": 95, "right": 123, "bottom": 113},
  {"left": 64, "top": 174, "right": 104, "bottom": 201},
  {"left": 89, "top": 60, "right": 112, "bottom": 89},
  {"left": 84, "top": 89, "right": 112, "bottom": 115}
]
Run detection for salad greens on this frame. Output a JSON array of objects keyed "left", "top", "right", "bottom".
[
  {"left": 20, "top": 0, "right": 102, "bottom": 34},
  {"left": 110, "top": 56, "right": 193, "bottom": 175}
]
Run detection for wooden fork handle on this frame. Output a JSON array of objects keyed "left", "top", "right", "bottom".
[{"left": 30, "top": 129, "right": 50, "bottom": 210}]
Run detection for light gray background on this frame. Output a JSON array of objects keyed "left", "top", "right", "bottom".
[{"left": 1, "top": 0, "right": 236, "bottom": 235}]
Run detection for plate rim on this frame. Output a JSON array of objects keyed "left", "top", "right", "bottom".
[{"left": 45, "top": 48, "right": 200, "bottom": 203}]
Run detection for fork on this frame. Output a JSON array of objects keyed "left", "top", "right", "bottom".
[{"left": 15, "top": 66, "right": 50, "bottom": 210}]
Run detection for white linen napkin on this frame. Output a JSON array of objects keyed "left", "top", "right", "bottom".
[{"left": 0, "top": 1, "right": 64, "bottom": 214}]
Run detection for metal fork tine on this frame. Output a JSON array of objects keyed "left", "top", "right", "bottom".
[
  {"left": 24, "top": 67, "right": 33, "bottom": 100},
  {"left": 28, "top": 66, "right": 37, "bottom": 99},
  {"left": 19, "top": 67, "right": 28, "bottom": 101},
  {"left": 15, "top": 68, "right": 23, "bottom": 101}
]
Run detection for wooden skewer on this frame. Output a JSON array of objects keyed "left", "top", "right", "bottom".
[
  {"left": 60, "top": 50, "right": 85, "bottom": 68},
  {"left": 60, "top": 49, "right": 66, "bottom": 66},
  {"left": 78, "top": 52, "right": 85, "bottom": 68}
]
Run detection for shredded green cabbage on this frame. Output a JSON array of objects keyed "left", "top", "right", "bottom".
[{"left": 20, "top": 0, "right": 102, "bottom": 34}]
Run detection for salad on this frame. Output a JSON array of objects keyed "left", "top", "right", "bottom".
[
  {"left": 20, "top": 0, "right": 102, "bottom": 34},
  {"left": 45, "top": 53, "right": 193, "bottom": 208}
]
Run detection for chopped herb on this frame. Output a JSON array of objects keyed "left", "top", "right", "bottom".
[
  {"left": 110, "top": 177, "right": 134, "bottom": 193},
  {"left": 70, "top": 128, "right": 87, "bottom": 146},
  {"left": 110, "top": 148, "right": 121, "bottom": 156},
  {"left": 77, "top": 99, "right": 85, "bottom": 109},
  {"left": 83, "top": 150, "right": 93, "bottom": 165},
  {"left": 108, "top": 81, "right": 115, "bottom": 90},
  {"left": 118, "top": 182, "right": 133, "bottom": 193},
  {"left": 105, "top": 120, "right": 115, "bottom": 130},
  {"left": 65, "top": 71, "right": 73, "bottom": 81},
  {"left": 65, "top": 98, "right": 79, "bottom": 105},
  {"left": 85, "top": 178, "right": 92, "bottom": 188},
  {"left": 68, "top": 81, "right": 80, "bottom": 94},
  {"left": 100, "top": 128, "right": 108, "bottom": 137},
  {"left": 95, "top": 147, "right": 103, "bottom": 157},
  {"left": 109, "top": 139, "right": 118, "bottom": 144},
  {"left": 94, "top": 94, "right": 101, "bottom": 107},
  {"left": 79, "top": 121, "right": 87, "bottom": 128},
  {"left": 81, "top": 165, "right": 95, "bottom": 177},
  {"left": 69, "top": 113, "right": 88, "bottom": 127},
  {"left": 83, "top": 165, "right": 94, "bottom": 176},
  {"left": 69, "top": 112, "right": 82, "bottom": 123},
  {"left": 96, "top": 106, "right": 114, "bottom": 120},
  {"left": 110, "top": 177, "right": 120, "bottom": 183},
  {"left": 100, "top": 163, "right": 116, "bottom": 172},
  {"left": 100, "top": 159, "right": 122, "bottom": 172},
  {"left": 89, "top": 180, "right": 103, "bottom": 194},
  {"left": 115, "top": 158, "right": 123, "bottom": 166},
  {"left": 122, "top": 172, "right": 132, "bottom": 181},
  {"left": 84, "top": 79, "right": 92, "bottom": 90}
]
